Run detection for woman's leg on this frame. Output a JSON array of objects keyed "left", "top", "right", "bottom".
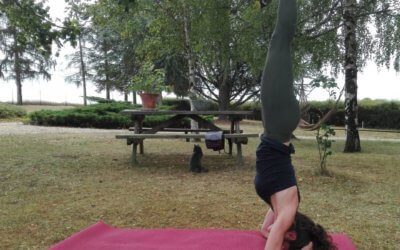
[
  {"left": 260, "top": 0, "right": 300, "bottom": 143},
  {"left": 259, "top": 0, "right": 300, "bottom": 248},
  {"left": 265, "top": 186, "right": 299, "bottom": 250}
]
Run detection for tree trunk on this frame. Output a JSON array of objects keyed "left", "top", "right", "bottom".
[
  {"left": 219, "top": 82, "right": 230, "bottom": 111},
  {"left": 104, "top": 50, "right": 111, "bottom": 100},
  {"left": 78, "top": 33, "right": 87, "bottom": 106},
  {"left": 183, "top": 2, "right": 199, "bottom": 139},
  {"left": 132, "top": 91, "right": 137, "bottom": 104},
  {"left": 13, "top": 32, "right": 23, "bottom": 105},
  {"left": 106, "top": 85, "right": 110, "bottom": 100},
  {"left": 15, "top": 74, "right": 22, "bottom": 105},
  {"left": 124, "top": 92, "right": 128, "bottom": 101},
  {"left": 218, "top": 59, "right": 230, "bottom": 120},
  {"left": 343, "top": 0, "right": 361, "bottom": 152}
]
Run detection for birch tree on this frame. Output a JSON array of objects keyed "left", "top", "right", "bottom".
[
  {"left": 294, "top": 0, "right": 400, "bottom": 152},
  {"left": 342, "top": 0, "right": 360, "bottom": 152}
]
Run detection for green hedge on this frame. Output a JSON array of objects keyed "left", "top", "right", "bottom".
[
  {"left": 29, "top": 101, "right": 213, "bottom": 129},
  {"left": 238, "top": 102, "right": 262, "bottom": 121},
  {"left": 29, "top": 102, "right": 135, "bottom": 129},
  {"left": 0, "top": 103, "right": 27, "bottom": 119},
  {"left": 161, "top": 98, "right": 191, "bottom": 110},
  {"left": 306, "top": 101, "right": 400, "bottom": 129},
  {"left": 239, "top": 100, "right": 400, "bottom": 130},
  {"left": 160, "top": 98, "right": 219, "bottom": 111}
]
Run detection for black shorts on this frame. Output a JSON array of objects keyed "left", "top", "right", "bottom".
[{"left": 254, "top": 136, "right": 300, "bottom": 207}]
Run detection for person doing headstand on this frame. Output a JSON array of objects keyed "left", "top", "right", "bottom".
[{"left": 254, "top": 0, "right": 301, "bottom": 249}]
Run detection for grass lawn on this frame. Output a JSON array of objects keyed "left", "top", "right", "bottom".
[{"left": 0, "top": 122, "right": 399, "bottom": 249}]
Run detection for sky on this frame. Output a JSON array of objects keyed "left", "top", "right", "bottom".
[{"left": 0, "top": 0, "right": 399, "bottom": 105}]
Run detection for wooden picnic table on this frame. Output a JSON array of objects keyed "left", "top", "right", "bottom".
[{"left": 117, "top": 109, "right": 257, "bottom": 165}]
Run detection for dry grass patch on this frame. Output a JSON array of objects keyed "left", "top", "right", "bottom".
[{"left": 0, "top": 124, "right": 399, "bottom": 249}]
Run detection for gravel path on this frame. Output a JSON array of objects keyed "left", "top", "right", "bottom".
[
  {"left": 0, "top": 122, "right": 124, "bottom": 135},
  {"left": 1, "top": 122, "right": 400, "bottom": 142}
]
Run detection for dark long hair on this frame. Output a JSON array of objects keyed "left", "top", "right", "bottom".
[{"left": 288, "top": 212, "right": 337, "bottom": 250}]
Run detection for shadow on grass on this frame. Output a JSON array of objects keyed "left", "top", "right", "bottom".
[{"left": 119, "top": 153, "right": 254, "bottom": 173}]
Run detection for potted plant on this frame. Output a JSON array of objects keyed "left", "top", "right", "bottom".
[{"left": 131, "top": 62, "right": 169, "bottom": 109}]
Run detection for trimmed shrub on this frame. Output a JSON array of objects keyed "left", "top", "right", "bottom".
[
  {"left": 0, "top": 103, "right": 27, "bottom": 119},
  {"left": 30, "top": 102, "right": 136, "bottom": 129},
  {"left": 238, "top": 102, "right": 262, "bottom": 120},
  {"left": 29, "top": 102, "right": 213, "bottom": 129},
  {"left": 86, "top": 96, "right": 116, "bottom": 104},
  {"left": 307, "top": 101, "right": 400, "bottom": 129},
  {"left": 161, "top": 98, "right": 190, "bottom": 110},
  {"left": 30, "top": 109, "right": 131, "bottom": 129},
  {"left": 207, "top": 101, "right": 219, "bottom": 111},
  {"left": 238, "top": 100, "right": 400, "bottom": 129},
  {"left": 160, "top": 98, "right": 219, "bottom": 111},
  {"left": 358, "top": 104, "right": 400, "bottom": 129}
]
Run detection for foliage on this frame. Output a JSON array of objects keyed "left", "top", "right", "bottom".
[
  {"left": 85, "top": 0, "right": 145, "bottom": 99},
  {"left": 308, "top": 101, "right": 400, "bottom": 129},
  {"left": 123, "top": 0, "right": 268, "bottom": 109},
  {"left": 238, "top": 102, "right": 262, "bottom": 120},
  {"left": 85, "top": 96, "right": 116, "bottom": 104},
  {"left": 0, "top": 103, "right": 26, "bottom": 119},
  {"left": 28, "top": 101, "right": 215, "bottom": 129},
  {"left": 239, "top": 100, "right": 400, "bottom": 129},
  {"left": 161, "top": 54, "right": 190, "bottom": 97},
  {"left": 315, "top": 124, "right": 335, "bottom": 176},
  {"left": 29, "top": 102, "right": 133, "bottom": 128},
  {"left": 0, "top": 0, "right": 56, "bottom": 104},
  {"left": 64, "top": 0, "right": 92, "bottom": 105},
  {"left": 299, "top": 75, "right": 339, "bottom": 101},
  {"left": 0, "top": 0, "right": 80, "bottom": 105},
  {"left": 160, "top": 98, "right": 191, "bottom": 111},
  {"left": 160, "top": 98, "right": 219, "bottom": 111},
  {"left": 131, "top": 62, "right": 169, "bottom": 94},
  {"left": 64, "top": 0, "right": 91, "bottom": 87}
]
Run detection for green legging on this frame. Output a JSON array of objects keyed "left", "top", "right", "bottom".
[{"left": 261, "top": 0, "right": 300, "bottom": 143}]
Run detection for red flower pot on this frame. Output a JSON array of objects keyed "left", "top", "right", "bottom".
[{"left": 139, "top": 93, "right": 160, "bottom": 109}]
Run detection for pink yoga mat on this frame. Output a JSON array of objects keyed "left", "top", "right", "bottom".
[{"left": 50, "top": 222, "right": 357, "bottom": 250}]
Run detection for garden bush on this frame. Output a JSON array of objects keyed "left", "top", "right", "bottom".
[
  {"left": 238, "top": 102, "right": 262, "bottom": 120},
  {"left": 160, "top": 98, "right": 190, "bottom": 110},
  {"left": 86, "top": 96, "right": 116, "bottom": 104},
  {"left": 238, "top": 100, "right": 400, "bottom": 129},
  {"left": 0, "top": 103, "right": 27, "bottom": 119},
  {"left": 29, "top": 101, "right": 213, "bottom": 129},
  {"left": 160, "top": 98, "right": 219, "bottom": 111}
]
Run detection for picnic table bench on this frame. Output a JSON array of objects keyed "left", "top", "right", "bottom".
[
  {"left": 128, "top": 127, "right": 244, "bottom": 142},
  {"left": 116, "top": 110, "right": 257, "bottom": 165}
]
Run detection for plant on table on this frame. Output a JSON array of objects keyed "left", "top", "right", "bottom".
[
  {"left": 131, "top": 62, "right": 169, "bottom": 94},
  {"left": 130, "top": 62, "right": 169, "bottom": 109}
]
